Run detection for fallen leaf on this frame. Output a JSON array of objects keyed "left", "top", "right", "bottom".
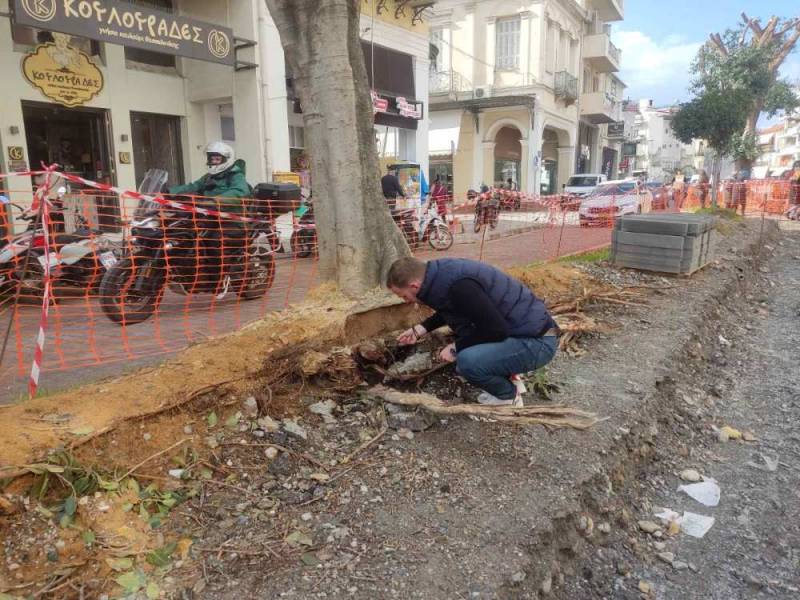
[
  {"left": 742, "top": 431, "right": 757, "bottom": 442},
  {"left": 207, "top": 412, "right": 218, "bottom": 428},
  {"left": 720, "top": 425, "right": 742, "bottom": 440},
  {"left": 285, "top": 530, "right": 314, "bottom": 547},
  {"left": 106, "top": 557, "right": 134, "bottom": 572},
  {"left": 301, "top": 552, "right": 320, "bottom": 566},
  {"left": 177, "top": 538, "right": 193, "bottom": 560},
  {"left": 115, "top": 569, "right": 146, "bottom": 594},
  {"left": 70, "top": 425, "right": 94, "bottom": 436},
  {"left": 225, "top": 412, "right": 241, "bottom": 428},
  {"left": 146, "top": 581, "right": 160, "bottom": 600}
]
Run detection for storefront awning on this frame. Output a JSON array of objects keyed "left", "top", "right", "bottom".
[{"left": 429, "top": 111, "right": 462, "bottom": 156}]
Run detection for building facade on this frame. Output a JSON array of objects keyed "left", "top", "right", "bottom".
[
  {"left": 427, "top": 0, "right": 625, "bottom": 198},
  {"left": 0, "top": 0, "right": 432, "bottom": 231},
  {"left": 754, "top": 113, "right": 800, "bottom": 178}
]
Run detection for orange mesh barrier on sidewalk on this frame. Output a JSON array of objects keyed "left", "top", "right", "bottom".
[{"left": 3, "top": 177, "right": 796, "bottom": 399}]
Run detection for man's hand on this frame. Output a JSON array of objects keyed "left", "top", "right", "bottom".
[
  {"left": 397, "top": 324, "right": 426, "bottom": 346},
  {"left": 439, "top": 343, "right": 457, "bottom": 363}
]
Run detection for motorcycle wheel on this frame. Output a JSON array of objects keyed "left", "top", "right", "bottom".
[
  {"left": 237, "top": 251, "right": 276, "bottom": 300},
  {"left": 428, "top": 224, "right": 454, "bottom": 251},
  {"left": 291, "top": 231, "right": 315, "bottom": 258},
  {"left": 98, "top": 257, "right": 164, "bottom": 325},
  {"left": 473, "top": 211, "right": 482, "bottom": 233},
  {"left": 489, "top": 209, "right": 499, "bottom": 230}
]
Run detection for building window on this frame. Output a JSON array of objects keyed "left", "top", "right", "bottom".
[
  {"left": 495, "top": 17, "right": 520, "bottom": 71},
  {"left": 10, "top": 25, "right": 102, "bottom": 58},
  {"left": 221, "top": 117, "right": 236, "bottom": 142},
  {"left": 546, "top": 21, "right": 558, "bottom": 73},
  {"left": 431, "top": 28, "right": 449, "bottom": 72},
  {"left": 124, "top": 0, "right": 176, "bottom": 68},
  {"left": 289, "top": 126, "right": 305, "bottom": 149}
]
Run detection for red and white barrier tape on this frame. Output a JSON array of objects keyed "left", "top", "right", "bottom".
[{"left": 28, "top": 165, "right": 57, "bottom": 399}]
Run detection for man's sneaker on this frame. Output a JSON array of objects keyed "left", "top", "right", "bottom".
[
  {"left": 510, "top": 374, "right": 527, "bottom": 394},
  {"left": 477, "top": 391, "right": 518, "bottom": 406}
]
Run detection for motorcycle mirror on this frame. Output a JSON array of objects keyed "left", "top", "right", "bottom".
[{"left": 57, "top": 187, "right": 67, "bottom": 196}]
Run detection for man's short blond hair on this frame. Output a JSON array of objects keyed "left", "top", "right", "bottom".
[{"left": 386, "top": 257, "right": 426, "bottom": 288}]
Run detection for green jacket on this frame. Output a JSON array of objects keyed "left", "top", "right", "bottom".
[{"left": 169, "top": 159, "right": 251, "bottom": 215}]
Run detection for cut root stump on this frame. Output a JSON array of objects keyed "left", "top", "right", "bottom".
[{"left": 367, "top": 385, "right": 605, "bottom": 431}]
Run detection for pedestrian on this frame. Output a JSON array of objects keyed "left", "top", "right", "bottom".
[
  {"left": 732, "top": 168, "right": 749, "bottom": 216},
  {"left": 381, "top": 165, "right": 405, "bottom": 211},
  {"left": 697, "top": 169, "right": 710, "bottom": 209},
  {"left": 387, "top": 257, "right": 559, "bottom": 406},
  {"left": 505, "top": 177, "right": 518, "bottom": 191},
  {"left": 672, "top": 171, "right": 685, "bottom": 209},
  {"left": 430, "top": 175, "right": 449, "bottom": 217}
]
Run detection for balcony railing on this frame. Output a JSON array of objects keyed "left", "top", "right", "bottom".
[
  {"left": 429, "top": 70, "right": 472, "bottom": 95},
  {"left": 609, "top": 41, "right": 621, "bottom": 64},
  {"left": 554, "top": 71, "right": 578, "bottom": 104}
]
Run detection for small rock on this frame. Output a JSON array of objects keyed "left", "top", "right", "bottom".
[
  {"left": 386, "top": 408, "right": 438, "bottom": 432},
  {"left": 653, "top": 541, "right": 666, "bottom": 551},
  {"left": 742, "top": 431, "right": 757, "bottom": 442},
  {"left": 597, "top": 522, "right": 611, "bottom": 534},
  {"left": 638, "top": 520, "right": 661, "bottom": 534},
  {"left": 183, "top": 425, "right": 193, "bottom": 435},
  {"left": 540, "top": 573, "right": 552, "bottom": 595},
  {"left": 510, "top": 571, "right": 526, "bottom": 584},
  {"left": 301, "top": 512, "right": 312, "bottom": 521},
  {"left": 143, "top": 432, "right": 152, "bottom": 441},
  {"left": 638, "top": 580, "right": 652, "bottom": 594},
  {"left": 657, "top": 551, "right": 675, "bottom": 565},
  {"left": 265, "top": 447, "right": 279, "bottom": 460},
  {"left": 257, "top": 416, "right": 280, "bottom": 433},
  {"left": 680, "top": 469, "right": 701, "bottom": 482},
  {"left": 282, "top": 419, "right": 307, "bottom": 440},
  {"left": 672, "top": 561, "right": 689, "bottom": 571},
  {"left": 168, "top": 469, "right": 185, "bottom": 479},
  {"left": 578, "top": 515, "right": 594, "bottom": 535},
  {"left": 242, "top": 397, "right": 259, "bottom": 418},
  {"left": 309, "top": 400, "right": 337, "bottom": 424}
]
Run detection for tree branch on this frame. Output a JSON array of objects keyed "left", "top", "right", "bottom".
[
  {"left": 741, "top": 12, "right": 763, "bottom": 38},
  {"left": 769, "top": 24, "right": 800, "bottom": 72},
  {"left": 708, "top": 33, "right": 728, "bottom": 56},
  {"left": 775, "top": 18, "right": 800, "bottom": 39},
  {"left": 758, "top": 16, "right": 779, "bottom": 46}
]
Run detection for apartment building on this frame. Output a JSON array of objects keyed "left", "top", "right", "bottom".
[
  {"left": 427, "top": 0, "right": 625, "bottom": 197},
  {"left": 755, "top": 112, "right": 800, "bottom": 178}
]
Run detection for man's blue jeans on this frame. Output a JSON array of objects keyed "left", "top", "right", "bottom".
[{"left": 456, "top": 336, "right": 558, "bottom": 400}]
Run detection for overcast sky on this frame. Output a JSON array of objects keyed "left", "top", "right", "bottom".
[{"left": 611, "top": 0, "right": 800, "bottom": 111}]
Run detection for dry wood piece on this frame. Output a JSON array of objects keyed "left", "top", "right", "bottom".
[{"left": 368, "top": 385, "right": 605, "bottom": 431}]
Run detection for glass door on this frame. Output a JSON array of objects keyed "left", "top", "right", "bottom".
[{"left": 130, "top": 112, "right": 184, "bottom": 189}]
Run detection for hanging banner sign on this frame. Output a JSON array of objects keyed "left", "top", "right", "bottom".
[
  {"left": 23, "top": 36, "right": 104, "bottom": 107},
  {"left": 12, "top": 0, "right": 235, "bottom": 66}
]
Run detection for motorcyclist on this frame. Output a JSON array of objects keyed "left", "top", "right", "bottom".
[{"left": 168, "top": 142, "right": 251, "bottom": 295}]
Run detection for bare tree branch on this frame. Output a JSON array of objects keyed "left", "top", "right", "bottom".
[
  {"left": 769, "top": 24, "right": 800, "bottom": 72},
  {"left": 708, "top": 33, "right": 728, "bottom": 56},
  {"left": 758, "top": 16, "right": 779, "bottom": 46},
  {"left": 775, "top": 18, "right": 800, "bottom": 39}
]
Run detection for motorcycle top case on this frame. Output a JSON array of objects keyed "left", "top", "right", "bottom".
[{"left": 251, "top": 183, "right": 301, "bottom": 219}]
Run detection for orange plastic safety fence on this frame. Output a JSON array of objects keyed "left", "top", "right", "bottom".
[{"left": 3, "top": 177, "right": 797, "bottom": 398}]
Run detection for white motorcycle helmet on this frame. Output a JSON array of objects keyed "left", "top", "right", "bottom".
[{"left": 205, "top": 141, "right": 235, "bottom": 176}]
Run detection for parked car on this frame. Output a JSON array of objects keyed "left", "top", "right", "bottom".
[
  {"left": 579, "top": 180, "right": 653, "bottom": 226},
  {"left": 645, "top": 181, "right": 672, "bottom": 210},
  {"left": 564, "top": 173, "right": 607, "bottom": 198}
]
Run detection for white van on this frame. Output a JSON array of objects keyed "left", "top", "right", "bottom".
[{"left": 564, "top": 173, "right": 607, "bottom": 197}]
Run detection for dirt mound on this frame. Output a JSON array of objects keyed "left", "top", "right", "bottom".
[{"left": 507, "top": 262, "right": 595, "bottom": 303}]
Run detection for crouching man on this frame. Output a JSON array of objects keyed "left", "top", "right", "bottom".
[{"left": 387, "top": 257, "right": 559, "bottom": 406}]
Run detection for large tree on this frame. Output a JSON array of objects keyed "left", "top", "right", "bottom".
[
  {"left": 697, "top": 13, "right": 800, "bottom": 170},
  {"left": 264, "top": 0, "right": 409, "bottom": 296}
]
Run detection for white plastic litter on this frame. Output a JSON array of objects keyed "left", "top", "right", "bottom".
[
  {"left": 677, "top": 477, "right": 720, "bottom": 507},
  {"left": 654, "top": 508, "right": 715, "bottom": 539}
]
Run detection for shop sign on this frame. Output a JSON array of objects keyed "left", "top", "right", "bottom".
[
  {"left": 396, "top": 97, "right": 422, "bottom": 119},
  {"left": 7, "top": 146, "right": 25, "bottom": 161},
  {"left": 118, "top": 151, "right": 131, "bottom": 164},
  {"left": 607, "top": 121, "right": 624, "bottom": 138},
  {"left": 10, "top": 160, "right": 29, "bottom": 172},
  {"left": 12, "top": 0, "right": 234, "bottom": 66},
  {"left": 371, "top": 90, "right": 388, "bottom": 113},
  {"left": 22, "top": 36, "right": 104, "bottom": 107}
]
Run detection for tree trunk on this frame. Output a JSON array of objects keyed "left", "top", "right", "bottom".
[
  {"left": 264, "top": 0, "right": 410, "bottom": 296},
  {"left": 736, "top": 98, "right": 764, "bottom": 173}
]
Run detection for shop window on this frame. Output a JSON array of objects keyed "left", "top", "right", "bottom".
[
  {"left": 495, "top": 17, "right": 520, "bottom": 71},
  {"left": 10, "top": 24, "right": 102, "bottom": 59}
]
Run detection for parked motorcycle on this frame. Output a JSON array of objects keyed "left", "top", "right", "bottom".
[
  {"left": 290, "top": 199, "right": 317, "bottom": 258},
  {"left": 498, "top": 189, "right": 522, "bottom": 211},
  {"left": 0, "top": 190, "right": 118, "bottom": 297},
  {"left": 473, "top": 189, "right": 499, "bottom": 233},
  {"left": 98, "top": 175, "right": 282, "bottom": 325},
  {"left": 390, "top": 203, "right": 454, "bottom": 251}
]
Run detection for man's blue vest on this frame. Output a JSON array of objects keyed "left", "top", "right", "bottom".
[{"left": 417, "top": 258, "right": 555, "bottom": 341}]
